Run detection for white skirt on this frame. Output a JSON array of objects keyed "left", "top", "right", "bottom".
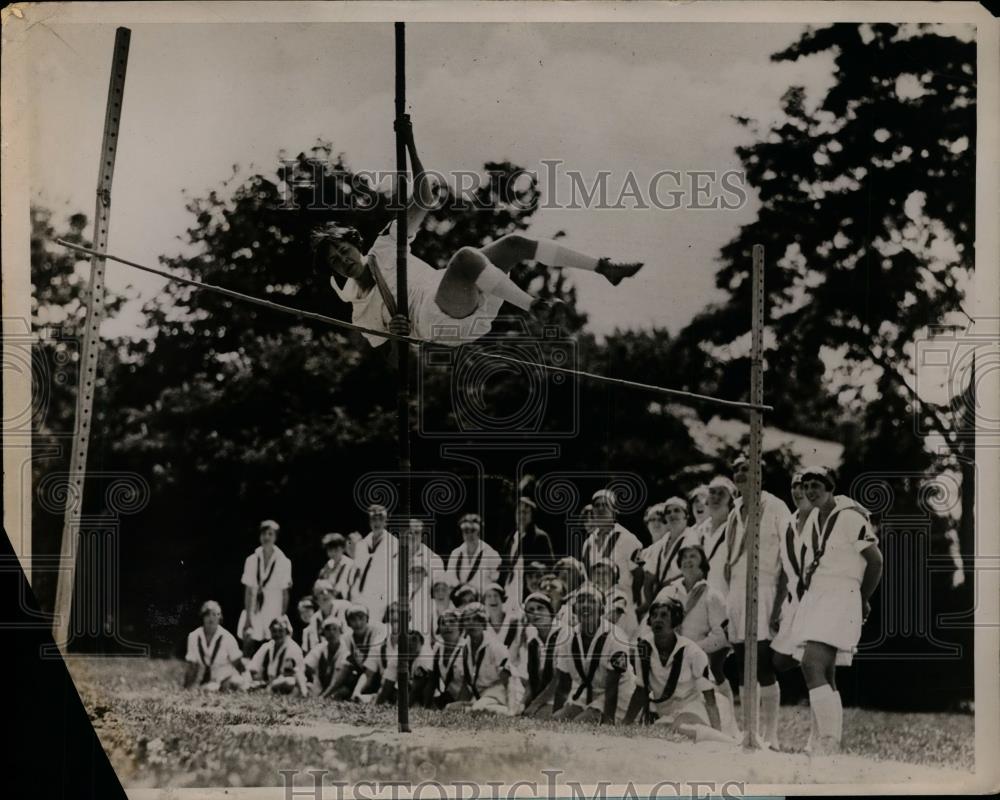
[
  {"left": 770, "top": 599, "right": 798, "bottom": 656},
  {"left": 789, "top": 577, "right": 862, "bottom": 664},
  {"left": 772, "top": 598, "right": 852, "bottom": 665}
]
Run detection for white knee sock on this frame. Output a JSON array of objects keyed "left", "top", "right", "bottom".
[
  {"left": 809, "top": 685, "right": 838, "bottom": 743},
  {"left": 760, "top": 682, "right": 781, "bottom": 747},
  {"left": 715, "top": 681, "right": 739, "bottom": 737},
  {"left": 533, "top": 239, "right": 599, "bottom": 271},
  {"left": 475, "top": 261, "right": 533, "bottom": 310},
  {"left": 831, "top": 689, "right": 843, "bottom": 746}
]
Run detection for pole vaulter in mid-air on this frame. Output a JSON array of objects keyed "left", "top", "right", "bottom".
[{"left": 310, "top": 114, "right": 645, "bottom": 347}]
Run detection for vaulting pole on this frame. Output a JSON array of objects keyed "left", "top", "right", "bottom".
[
  {"left": 394, "top": 20, "right": 412, "bottom": 732},
  {"left": 741, "top": 244, "right": 766, "bottom": 748},
  {"left": 53, "top": 27, "right": 131, "bottom": 652}
]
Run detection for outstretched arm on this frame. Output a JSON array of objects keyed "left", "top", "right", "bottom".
[{"left": 395, "top": 114, "right": 439, "bottom": 233}]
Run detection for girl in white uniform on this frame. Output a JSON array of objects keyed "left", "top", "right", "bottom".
[
  {"left": 483, "top": 583, "right": 527, "bottom": 714},
  {"left": 521, "top": 592, "right": 570, "bottom": 717},
  {"left": 624, "top": 596, "right": 736, "bottom": 744},
  {"left": 445, "top": 514, "right": 502, "bottom": 599},
  {"left": 305, "top": 618, "right": 348, "bottom": 697},
  {"left": 248, "top": 616, "right": 308, "bottom": 696},
  {"left": 551, "top": 587, "right": 636, "bottom": 724},
  {"left": 723, "top": 455, "right": 792, "bottom": 749},
  {"left": 698, "top": 477, "right": 736, "bottom": 598},
  {"left": 238, "top": 520, "right": 293, "bottom": 657},
  {"left": 792, "top": 466, "right": 882, "bottom": 755},
  {"left": 431, "top": 609, "right": 466, "bottom": 708},
  {"left": 447, "top": 603, "right": 513, "bottom": 715},
  {"left": 183, "top": 600, "right": 248, "bottom": 691},
  {"left": 317, "top": 533, "right": 356, "bottom": 599},
  {"left": 580, "top": 491, "right": 644, "bottom": 607},
  {"left": 659, "top": 546, "right": 737, "bottom": 736},
  {"left": 313, "top": 116, "right": 643, "bottom": 349},
  {"left": 639, "top": 497, "right": 698, "bottom": 617},
  {"left": 373, "top": 603, "right": 435, "bottom": 706}
]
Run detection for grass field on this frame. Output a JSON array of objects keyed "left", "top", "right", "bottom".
[{"left": 71, "top": 658, "right": 976, "bottom": 790}]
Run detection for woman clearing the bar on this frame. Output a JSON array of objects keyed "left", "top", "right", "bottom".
[{"left": 312, "top": 115, "right": 643, "bottom": 346}]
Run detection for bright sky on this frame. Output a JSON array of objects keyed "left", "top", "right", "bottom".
[{"left": 28, "top": 21, "right": 838, "bottom": 338}]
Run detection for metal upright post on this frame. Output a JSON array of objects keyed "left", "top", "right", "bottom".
[
  {"left": 394, "top": 20, "right": 412, "bottom": 732},
  {"left": 741, "top": 244, "right": 766, "bottom": 748},
  {"left": 53, "top": 27, "right": 131, "bottom": 653}
]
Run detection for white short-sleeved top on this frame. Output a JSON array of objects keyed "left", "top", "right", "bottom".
[
  {"left": 304, "top": 640, "right": 348, "bottom": 688},
  {"left": 633, "top": 632, "right": 714, "bottom": 717},
  {"left": 659, "top": 579, "right": 729, "bottom": 654},
  {"left": 445, "top": 540, "right": 501, "bottom": 594},
  {"left": 801, "top": 496, "right": 876, "bottom": 587},
  {"left": 331, "top": 222, "right": 440, "bottom": 348},
  {"left": 341, "top": 622, "right": 387, "bottom": 674},
  {"left": 724, "top": 492, "right": 792, "bottom": 582},
  {"left": 695, "top": 516, "right": 730, "bottom": 596},
  {"left": 460, "top": 631, "right": 511, "bottom": 697},
  {"left": 432, "top": 641, "right": 467, "bottom": 698},
  {"left": 778, "top": 509, "right": 810, "bottom": 603},
  {"left": 581, "top": 524, "right": 644, "bottom": 595},
  {"left": 524, "top": 623, "right": 570, "bottom": 690},
  {"left": 304, "top": 601, "right": 351, "bottom": 652},
  {"left": 249, "top": 637, "right": 305, "bottom": 681},
  {"left": 185, "top": 625, "right": 242, "bottom": 683},
  {"left": 642, "top": 527, "right": 701, "bottom": 588},
  {"left": 318, "top": 556, "right": 357, "bottom": 599},
  {"left": 239, "top": 546, "right": 293, "bottom": 640},
  {"left": 555, "top": 619, "right": 631, "bottom": 706},
  {"left": 375, "top": 636, "right": 434, "bottom": 683},
  {"left": 351, "top": 532, "right": 399, "bottom": 622},
  {"left": 487, "top": 613, "right": 526, "bottom": 669}
]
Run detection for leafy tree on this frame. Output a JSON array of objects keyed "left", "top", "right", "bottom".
[
  {"left": 669, "top": 23, "right": 973, "bottom": 492},
  {"left": 666, "top": 22, "right": 975, "bottom": 707}
]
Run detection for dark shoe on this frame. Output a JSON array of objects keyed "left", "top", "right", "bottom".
[{"left": 596, "top": 258, "right": 644, "bottom": 286}]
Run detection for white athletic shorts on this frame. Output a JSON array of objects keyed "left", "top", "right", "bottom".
[
  {"left": 414, "top": 280, "right": 505, "bottom": 346},
  {"left": 726, "top": 578, "right": 776, "bottom": 644},
  {"left": 790, "top": 576, "right": 862, "bottom": 665}
]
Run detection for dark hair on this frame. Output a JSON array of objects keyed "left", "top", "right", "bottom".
[
  {"left": 677, "top": 544, "right": 710, "bottom": 578},
  {"left": 650, "top": 596, "right": 685, "bottom": 628},
  {"left": 310, "top": 223, "right": 364, "bottom": 278},
  {"left": 801, "top": 465, "right": 836, "bottom": 491},
  {"left": 311, "top": 222, "right": 364, "bottom": 253}
]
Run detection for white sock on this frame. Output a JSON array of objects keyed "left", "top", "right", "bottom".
[
  {"left": 809, "top": 685, "right": 838, "bottom": 742},
  {"left": 806, "top": 706, "right": 817, "bottom": 752},
  {"left": 760, "top": 683, "right": 781, "bottom": 747},
  {"left": 831, "top": 689, "right": 843, "bottom": 746},
  {"left": 714, "top": 681, "right": 739, "bottom": 737},
  {"left": 474, "top": 261, "right": 533, "bottom": 310},
  {"left": 533, "top": 239, "right": 599, "bottom": 271}
]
